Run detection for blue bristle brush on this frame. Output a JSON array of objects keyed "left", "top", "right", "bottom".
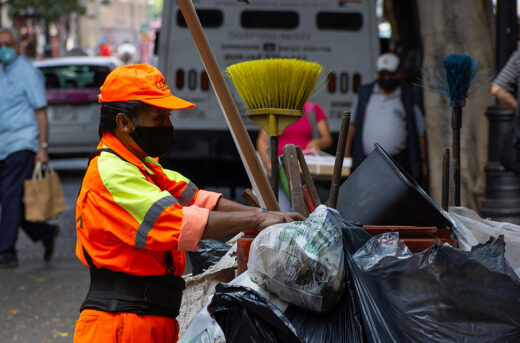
[
  {"left": 415, "top": 54, "right": 492, "bottom": 206},
  {"left": 444, "top": 54, "right": 478, "bottom": 206}
]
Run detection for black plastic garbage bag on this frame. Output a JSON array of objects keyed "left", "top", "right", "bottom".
[
  {"left": 288, "top": 221, "right": 520, "bottom": 343},
  {"left": 341, "top": 222, "right": 520, "bottom": 343},
  {"left": 284, "top": 278, "right": 364, "bottom": 343},
  {"left": 207, "top": 283, "right": 304, "bottom": 343},
  {"left": 188, "top": 239, "right": 230, "bottom": 275}
]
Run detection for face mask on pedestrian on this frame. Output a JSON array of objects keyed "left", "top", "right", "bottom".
[
  {"left": 0, "top": 45, "right": 16, "bottom": 65},
  {"left": 377, "top": 78, "right": 400, "bottom": 92},
  {"left": 130, "top": 125, "right": 175, "bottom": 157}
]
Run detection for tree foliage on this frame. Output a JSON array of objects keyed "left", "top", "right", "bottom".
[{"left": 7, "top": 0, "right": 87, "bottom": 22}]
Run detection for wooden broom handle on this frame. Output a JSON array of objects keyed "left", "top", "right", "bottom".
[
  {"left": 177, "top": 0, "right": 279, "bottom": 210},
  {"left": 328, "top": 111, "right": 351, "bottom": 209}
]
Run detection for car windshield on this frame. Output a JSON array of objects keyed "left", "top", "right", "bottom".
[{"left": 39, "top": 65, "right": 111, "bottom": 90}]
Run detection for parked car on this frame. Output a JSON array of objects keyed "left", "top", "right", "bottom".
[{"left": 33, "top": 56, "right": 122, "bottom": 156}]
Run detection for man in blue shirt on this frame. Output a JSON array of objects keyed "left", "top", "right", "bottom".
[{"left": 0, "top": 27, "right": 58, "bottom": 268}]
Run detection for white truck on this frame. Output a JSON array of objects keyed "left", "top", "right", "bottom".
[{"left": 158, "top": 0, "right": 379, "bottom": 187}]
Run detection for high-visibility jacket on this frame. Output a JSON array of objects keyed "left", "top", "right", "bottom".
[{"left": 75, "top": 132, "right": 222, "bottom": 277}]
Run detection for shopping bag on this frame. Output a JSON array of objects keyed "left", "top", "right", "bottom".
[{"left": 24, "top": 161, "right": 66, "bottom": 222}]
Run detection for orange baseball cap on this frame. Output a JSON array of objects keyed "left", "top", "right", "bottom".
[{"left": 98, "top": 64, "right": 196, "bottom": 110}]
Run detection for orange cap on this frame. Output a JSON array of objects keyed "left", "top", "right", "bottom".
[{"left": 98, "top": 64, "right": 196, "bottom": 110}]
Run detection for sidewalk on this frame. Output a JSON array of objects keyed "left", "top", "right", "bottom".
[{"left": 0, "top": 173, "right": 87, "bottom": 343}]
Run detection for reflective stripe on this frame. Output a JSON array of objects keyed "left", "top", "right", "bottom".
[
  {"left": 135, "top": 195, "right": 178, "bottom": 249},
  {"left": 177, "top": 181, "right": 197, "bottom": 206}
]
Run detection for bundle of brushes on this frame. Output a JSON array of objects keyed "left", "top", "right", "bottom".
[
  {"left": 416, "top": 54, "right": 495, "bottom": 206},
  {"left": 226, "top": 58, "right": 323, "bottom": 197}
]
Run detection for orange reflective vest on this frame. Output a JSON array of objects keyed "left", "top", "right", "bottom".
[{"left": 75, "top": 132, "right": 222, "bottom": 277}]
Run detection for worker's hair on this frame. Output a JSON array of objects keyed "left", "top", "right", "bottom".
[
  {"left": 0, "top": 27, "right": 20, "bottom": 44},
  {"left": 98, "top": 100, "right": 149, "bottom": 138}
]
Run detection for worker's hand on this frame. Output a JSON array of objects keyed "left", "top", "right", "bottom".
[
  {"left": 35, "top": 147, "right": 49, "bottom": 164},
  {"left": 305, "top": 139, "right": 321, "bottom": 153},
  {"left": 272, "top": 210, "right": 306, "bottom": 223},
  {"left": 255, "top": 210, "right": 305, "bottom": 231}
]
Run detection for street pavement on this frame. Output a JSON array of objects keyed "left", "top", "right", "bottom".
[
  {"left": 0, "top": 171, "right": 86, "bottom": 343},
  {"left": 0, "top": 160, "right": 246, "bottom": 343}
]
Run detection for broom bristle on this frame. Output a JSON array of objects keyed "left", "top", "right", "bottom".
[
  {"left": 226, "top": 59, "right": 323, "bottom": 110},
  {"left": 443, "top": 54, "right": 479, "bottom": 104}
]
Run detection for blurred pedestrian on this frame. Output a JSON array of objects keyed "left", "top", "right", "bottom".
[
  {"left": 491, "top": 49, "right": 520, "bottom": 172},
  {"left": 117, "top": 40, "right": 137, "bottom": 64},
  {"left": 99, "top": 37, "right": 112, "bottom": 57},
  {"left": 0, "top": 27, "right": 59, "bottom": 268},
  {"left": 345, "top": 52, "right": 427, "bottom": 183},
  {"left": 19, "top": 26, "right": 37, "bottom": 60}
]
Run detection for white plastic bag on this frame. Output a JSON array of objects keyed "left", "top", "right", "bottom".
[
  {"left": 446, "top": 206, "right": 520, "bottom": 277},
  {"left": 247, "top": 205, "right": 345, "bottom": 313}
]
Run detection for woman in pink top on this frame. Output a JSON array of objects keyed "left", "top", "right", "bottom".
[{"left": 256, "top": 101, "right": 333, "bottom": 173}]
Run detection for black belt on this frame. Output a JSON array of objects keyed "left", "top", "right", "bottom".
[{"left": 80, "top": 248, "right": 185, "bottom": 318}]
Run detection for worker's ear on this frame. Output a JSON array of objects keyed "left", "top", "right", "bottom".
[{"left": 115, "top": 113, "right": 134, "bottom": 134}]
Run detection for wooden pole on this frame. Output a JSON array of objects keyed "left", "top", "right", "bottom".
[
  {"left": 328, "top": 111, "right": 351, "bottom": 209},
  {"left": 442, "top": 148, "right": 450, "bottom": 211},
  {"left": 177, "top": 0, "right": 279, "bottom": 210},
  {"left": 451, "top": 106, "right": 462, "bottom": 206},
  {"left": 283, "top": 144, "right": 308, "bottom": 217},
  {"left": 270, "top": 135, "right": 279, "bottom": 200},
  {"left": 296, "top": 146, "right": 321, "bottom": 208}
]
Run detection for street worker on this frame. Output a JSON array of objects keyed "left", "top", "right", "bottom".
[
  {"left": 73, "top": 64, "right": 305, "bottom": 342},
  {"left": 491, "top": 49, "right": 520, "bottom": 173},
  {"left": 0, "top": 27, "right": 59, "bottom": 268},
  {"left": 345, "top": 52, "right": 427, "bottom": 183}
]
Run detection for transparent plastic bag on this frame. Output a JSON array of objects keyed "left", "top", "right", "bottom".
[
  {"left": 445, "top": 206, "right": 520, "bottom": 277},
  {"left": 353, "top": 232, "right": 412, "bottom": 271},
  {"left": 179, "top": 296, "right": 225, "bottom": 343},
  {"left": 247, "top": 205, "right": 344, "bottom": 312}
]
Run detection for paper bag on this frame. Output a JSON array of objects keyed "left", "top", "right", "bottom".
[{"left": 24, "top": 162, "right": 66, "bottom": 222}]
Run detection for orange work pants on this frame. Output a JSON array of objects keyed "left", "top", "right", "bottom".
[{"left": 74, "top": 309, "right": 179, "bottom": 342}]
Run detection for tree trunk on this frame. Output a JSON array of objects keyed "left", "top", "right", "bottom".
[{"left": 417, "top": 0, "right": 494, "bottom": 210}]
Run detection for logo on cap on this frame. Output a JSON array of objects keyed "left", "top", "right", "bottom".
[{"left": 155, "top": 80, "right": 169, "bottom": 91}]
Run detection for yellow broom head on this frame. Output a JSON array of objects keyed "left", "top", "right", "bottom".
[{"left": 226, "top": 58, "right": 323, "bottom": 111}]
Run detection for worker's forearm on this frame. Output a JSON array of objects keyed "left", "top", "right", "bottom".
[
  {"left": 493, "top": 86, "right": 517, "bottom": 111},
  {"left": 214, "top": 197, "right": 260, "bottom": 212},
  {"left": 35, "top": 107, "right": 49, "bottom": 143},
  {"left": 202, "top": 205, "right": 305, "bottom": 239},
  {"left": 202, "top": 210, "right": 261, "bottom": 239}
]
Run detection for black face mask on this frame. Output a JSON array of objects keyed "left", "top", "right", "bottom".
[
  {"left": 130, "top": 125, "right": 175, "bottom": 157},
  {"left": 377, "top": 78, "right": 400, "bottom": 92}
]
